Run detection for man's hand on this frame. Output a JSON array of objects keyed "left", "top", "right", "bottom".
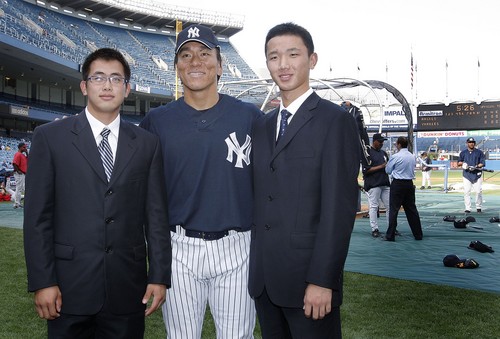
[
  {"left": 303, "top": 284, "right": 332, "bottom": 320},
  {"left": 142, "top": 284, "right": 166, "bottom": 316},
  {"left": 34, "top": 286, "right": 62, "bottom": 320}
]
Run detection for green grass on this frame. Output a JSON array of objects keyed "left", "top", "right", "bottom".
[
  {"left": 3, "top": 225, "right": 500, "bottom": 338},
  {"left": 1, "top": 225, "right": 259, "bottom": 338},
  {"left": 5, "top": 169, "right": 500, "bottom": 338}
]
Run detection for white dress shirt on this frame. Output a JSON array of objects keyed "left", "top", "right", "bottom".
[{"left": 85, "top": 109, "right": 120, "bottom": 164}]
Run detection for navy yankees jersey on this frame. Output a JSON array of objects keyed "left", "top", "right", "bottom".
[
  {"left": 140, "top": 94, "right": 263, "bottom": 232},
  {"left": 362, "top": 147, "right": 390, "bottom": 191},
  {"left": 459, "top": 147, "right": 486, "bottom": 183}
]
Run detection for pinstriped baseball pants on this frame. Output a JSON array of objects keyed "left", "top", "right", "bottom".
[
  {"left": 463, "top": 176, "right": 483, "bottom": 211},
  {"left": 163, "top": 229, "right": 255, "bottom": 339}
]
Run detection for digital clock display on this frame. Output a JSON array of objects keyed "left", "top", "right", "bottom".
[{"left": 417, "top": 101, "right": 500, "bottom": 131}]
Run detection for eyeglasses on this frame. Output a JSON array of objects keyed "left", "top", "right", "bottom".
[{"left": 87, "top": 75, "right": 128, "bottom": 85}]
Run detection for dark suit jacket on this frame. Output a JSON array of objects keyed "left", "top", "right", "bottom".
[
  {"left": 23, "top": 112, "right": 171, "bottom": 315},
  {"left": 249, "top": 92, "right": 360, "bottom": 308}
]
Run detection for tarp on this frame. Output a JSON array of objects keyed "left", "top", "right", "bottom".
[{"left": 347, "top": 190, "right": 500, "bottom": 294}]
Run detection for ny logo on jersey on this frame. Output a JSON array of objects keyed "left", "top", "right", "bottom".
[
  {"left": 187, "top": 26, "right": 200, "bottom": 39},
  {"left": 225, "top": 132, "right": 251, "bottom": 168}
]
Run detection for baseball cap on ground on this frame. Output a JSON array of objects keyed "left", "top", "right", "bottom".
[
  {"left": 175, "top": 25, "right": 219, "bottom": 55},
  {"left": 442, "top": 254, "right": 479, "bottom": 269},
  {"left": 466, "top": 137, "right": 476, "bottom": 143},
  {"left": 373, "top": 133, "right": 387, "bottom": 142},
  {"left": 453, "top": 219, "right": 467, "bottom": 228}
]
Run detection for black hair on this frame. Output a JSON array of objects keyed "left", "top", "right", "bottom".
[
  {"left": 81, "top": 48, "right": 131, "bottom": 81},
  {"left": 397, "top": 136, "right": 408, "bottom": 148},
  {"left": 265, "top": 22, "right": 315, "bottom": 56}
]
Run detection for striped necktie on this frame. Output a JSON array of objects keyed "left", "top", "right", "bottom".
[
  {"left": 98, "top": 128, "right": 113, "bottom": 182},
  {"left": 276, "top": 109, "right": 291, "bottom": 144}
]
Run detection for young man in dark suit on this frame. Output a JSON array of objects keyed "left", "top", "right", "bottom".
[
  {"left": 249, "top": 23, "right": 360, "bottom": 338},
  {"left": 23, "top": 48, "right": 171, "bottom": 339}
]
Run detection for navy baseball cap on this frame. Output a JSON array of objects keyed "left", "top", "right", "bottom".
[
  {"left": 175, "top": 24, "right": 219, "bottom": 55},
  {"left": 373, "top": 133, "right": 387, "bottom": 142},
  {"left": 443, "top": 254, "right": 479, "bottom": 269},
  {"left": 466, "top": 137, "right": 476, "bottom": 143}
]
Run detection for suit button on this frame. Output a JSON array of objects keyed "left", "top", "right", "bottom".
[
  {"left": 265, "top": 224, "right": 271, "bottom": 230},
  {"left": 105, "top": 218, "right": 114, "bottom": 224},
  {"left": 105, "top": 246, "right": 113, "bottom": 253},
  {"left": 270, "top": 165, "right": 275, "bottom": 172},
  {"left": 106, "top": 189, "right": 113, "bottom": 196},
  {"left": 268, "top": 195, "right": 273, "bottom": 201}
]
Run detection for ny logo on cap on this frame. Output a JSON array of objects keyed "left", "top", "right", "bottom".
[{"left": 187, "top": 26, "right": 200, "bottom": 39}]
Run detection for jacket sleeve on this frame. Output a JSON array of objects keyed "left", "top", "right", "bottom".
[
  {"left": 23, "top": 127, "right": 58, "bottom": 292},
  {"left": 144, "top": 137, "right": 172, "bottom": 287},
  {"left": 306, "top": 111, "right": 360, "bottom": 290}
]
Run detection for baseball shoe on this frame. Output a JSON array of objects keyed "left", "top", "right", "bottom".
[
  {"left": 464, "top": 210, "right": 471, "bottom": 214},
  {"left": 371, "top": 229, "right": 380, "bottom": 238},
  {"left": 420, "top": 186, "right": 425, "bottom": 189},
  {"left": 476, "top": 209, "right": 482, "bottom": 213},
  {"left": 427, "top": 186, "right": 431, "bottom": 189}
]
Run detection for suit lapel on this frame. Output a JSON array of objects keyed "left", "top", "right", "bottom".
[
  {"left": 266, "top": 109, "right": 279, "bottom": 150},
  {"left": 272, "top": 93, "right": 319, "bottom": 159},
  {"left": 110, "top": 120, "right": 137, "bottom": 184},
  {"left": 71, "top": 113, "right": 108, "bottom": 184}
]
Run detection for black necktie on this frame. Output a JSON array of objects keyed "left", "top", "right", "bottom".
[
  {"left": 277, "top": 109, "right": 291, "bottom": 144},
  {"left": 98, "top": 128, "right": 113, "bottom": 182}
]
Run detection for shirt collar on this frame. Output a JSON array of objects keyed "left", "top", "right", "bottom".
[
  {"left": 85, "top": 108, "right": 120, "bottom": 140},
  {"left": 279, "top": 88, "right": 314, "bottom": 116}
]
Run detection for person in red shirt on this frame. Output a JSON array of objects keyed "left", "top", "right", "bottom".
[{"left": 12, "top": 142, "right": 28, "bottom": 208}]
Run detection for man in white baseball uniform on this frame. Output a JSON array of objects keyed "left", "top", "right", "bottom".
[{"left": 457, "top": 137, "right": 486, "bottom": 213}]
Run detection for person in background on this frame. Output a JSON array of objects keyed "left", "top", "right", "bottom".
[
  {"left": 383, "top": 136, "right": 423, "bottom": 242},
  {"left": 140, "top": 24, "right": 262, "bottom": 338},
  {"left": 362, "top": 133, "right": 391, "bottom": 238},
  {"left": 419, "top": 151, "right": 432, "bottom": 189},
  {"left": 23, "top": 48, "right": 171, "bottom": 339},
  {"left": 12, "top": 142, "right": 28, "bottom": 209},
  {"left": 1, "top": 171, "right": 15, "bottom": 198},
  {"left": 249, "top": 22, "right": 360, "bottom": 338},
  {"left": 457, "top": 137, "right": 486, "bottom": 213}
]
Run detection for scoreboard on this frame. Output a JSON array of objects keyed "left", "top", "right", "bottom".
[{"left": 417, "top": 101, "right": 500, "bottom": 131}]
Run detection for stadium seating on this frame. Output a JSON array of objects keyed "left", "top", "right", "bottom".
[{"left": 0, "top": 0, "right": 259, "bottom": 94}]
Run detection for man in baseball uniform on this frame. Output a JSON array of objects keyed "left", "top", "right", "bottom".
[
  {"left": 457, "top": 137, "right": 486, "bottom": 213},
  {"left": 140, "top": 24, "right": 262, "bottom": 338},
  {"left": 362, "top": 133, "right": 391, "bottom": 238}
]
